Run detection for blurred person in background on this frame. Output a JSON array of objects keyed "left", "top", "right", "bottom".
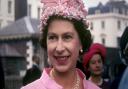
[
  {"left": 23, "top": 55, "right": 41, "bottom": 86},
  {"left": 83, "top": 43, "right": 110, "bottom": 89},
  {"left": 118, "top": 26, "right": 128, "bottom": 89},
  {"left": 0, "top": 59, "right": 5, "bottom": 89},
  {"left": 110, "top": 63, "right": 126, "bottom": 89}
]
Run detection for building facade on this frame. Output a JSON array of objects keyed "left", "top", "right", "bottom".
[
  {"left": 87, "top": 0, "right": 128, "bottom": 48},
  {"left": 0, "top": 0, "right": 27, "bottom": 29},
  {"left": 0, "top": 0, "right": 15, "bottom": 28},
  {"left": 27, "top": 0, "right": 42, "bottom": 19},
  {"left": 0, "top": 16, "right": 46, "bottom": 89},
  {"left": 0, "top": 0, "right": 42, "bottom": 68},
  {"left": 87, "top": 0, "right": 128, "bottom": 80}
]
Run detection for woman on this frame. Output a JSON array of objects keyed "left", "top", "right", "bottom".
[
  {"left": 21, "top": 0, "right": 100, "bottom": 89},
  {"left": 83, "top": 43, "right": 110, "bottom": 89}
]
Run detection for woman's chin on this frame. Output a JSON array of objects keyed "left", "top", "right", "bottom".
[{"left": 54, "top": 66, "right": 69, "bottom": 73}]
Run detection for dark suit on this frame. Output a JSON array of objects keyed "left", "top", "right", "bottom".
[
  {"left": 23, "top": 65, "right": 41, "bottom": 86},
  {"left": 0, "top": 60, "right": 5, "bottom": 89}
]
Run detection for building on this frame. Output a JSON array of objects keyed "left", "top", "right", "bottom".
[
  {"left": 0, "top": 16, "right": 47, "bottom": 89},
  {"left": 27, "top": 0, "right": 42, "bottom": 19},
  {"left": 0, "top": 0, "right": 15, "bottom": 28},
  {"left": 0, "top": 0, "right": 42, "bottom": 70},
  {"left": 0, "top": 0, "right": 44, "bottom": 69},
  {"left": 0, "top": 0, "right": 27, "bottom": 29},
  {"left": 87, "top": 0, "right": 128, "bottom": 80},
  {"left": 87, "top": 0, "right": 128, "bottom": 48}
]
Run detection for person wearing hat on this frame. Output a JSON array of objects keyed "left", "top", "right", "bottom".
[
  {"left": 118, "top": 26, "right": 128, "bottom": 89},
  {"left": 21, "top": 0, "right": 100, "bottom": 89},
  {"left": 83, "top": 43, "right": 110, "bottom": 89}
]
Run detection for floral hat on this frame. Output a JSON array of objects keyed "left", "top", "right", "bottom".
[{"left": 40, "top": 0, "right": 88, "bottom": 31}]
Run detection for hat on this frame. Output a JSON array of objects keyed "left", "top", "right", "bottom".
[
  {"left": 40, "top": 0, "right": 87, "bottom": 31},
  {"left": 83, "top": 43, "right": 106, "bottom": 68}
]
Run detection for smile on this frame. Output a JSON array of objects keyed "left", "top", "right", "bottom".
[
  {"left": 53, "top": 56, "right": 70, "bottom": 65},
  {"left": 54, "top": 56, "right": 70, "bottom": 60}
]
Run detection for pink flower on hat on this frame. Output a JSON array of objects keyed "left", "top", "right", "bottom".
[{"left": 40, "top": 0, "right": 88, "bottom": 31}]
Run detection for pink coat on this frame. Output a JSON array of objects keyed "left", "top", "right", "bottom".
[{"left": 21, "top": 68, "right": 100, "bottom": 89}]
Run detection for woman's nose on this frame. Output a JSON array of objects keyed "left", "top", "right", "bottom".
[
  {"left": 96, "top": 62, "right": 101, "bottom": 67},
  {"left": 55, "top": 39, "right": 65, "bottom": 53}
]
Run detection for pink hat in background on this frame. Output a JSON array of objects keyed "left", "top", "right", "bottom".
[{"left": 83, "top": 43, "right": 106, "bottom": 68}]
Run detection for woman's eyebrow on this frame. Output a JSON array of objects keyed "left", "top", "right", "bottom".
[
  {"left": 47, "top": 32, "right": 56, "bottom": 36},
  {"left": 62, "top": 32, "right": 74, "bottom": 35}
]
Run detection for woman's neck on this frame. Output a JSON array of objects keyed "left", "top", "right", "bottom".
[
  {"left": 50, "top": 68, "right": 81, "bottom": 89},
  {"left": 89, "top": 75, "right": 103, "bottom": 86}
]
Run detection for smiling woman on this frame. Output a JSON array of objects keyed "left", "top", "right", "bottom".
[{"left": 21, "top": 0, "right": 100, "bottom": 89}]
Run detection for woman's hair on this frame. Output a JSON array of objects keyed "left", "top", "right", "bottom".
[{"left": 39, "top": 15, "right": 92, "bottom": 54}]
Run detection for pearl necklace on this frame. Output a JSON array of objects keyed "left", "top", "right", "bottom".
[
  {"left": 50, "top": 69, "right": 80, "bottom": 89},
  {"left": 73, "top": 73, "right": 80, "bottom": 89}
]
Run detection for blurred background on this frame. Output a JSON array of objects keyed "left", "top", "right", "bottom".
[{"left": 0, "top": 0, "right": 128, "bottom": 89}]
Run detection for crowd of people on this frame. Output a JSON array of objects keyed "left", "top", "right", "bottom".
[{"left": 0, "top": 0, "right": 127, "bottom": 89}]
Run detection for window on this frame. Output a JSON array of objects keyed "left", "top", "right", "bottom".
[
  {"left": 90, "top": 22, "right": 93, "bottom": 30},
  {"left": 37, "top": 7, "right": 40, "bottom": 19},
  {"left": 122, "top": 8, "right": 125, "bottom": 15},
  {"left": 28, "top": 4, "right": 31, "bottom": 17},
  {"left": 117, "top": 20, "right": 121, "bottom": 30},
  {"left": 101, "top": 21, "right": 105, "bottom": 29},
  {"left": 95, "top": 10, "right": 100, "bottom": 14},
  {"left": 101, "top": 38, "right": 105, "bottom": 45},
  {"left": 8, "top": 0, "right": 12, "bottom": 14},
  {"left": 113, "top": 8, "right": 119, "bottom": 14},
  {"left": 92, "top": 35, "right": 94, "bottom": 42}
]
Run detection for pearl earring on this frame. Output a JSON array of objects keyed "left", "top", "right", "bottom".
[{"left": 80, "top": 49, "right": 83, "bottom": 53}]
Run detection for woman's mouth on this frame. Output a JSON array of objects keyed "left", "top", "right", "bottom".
[{"left": 54, "top": 56, "right": 70, "bottom": 64}]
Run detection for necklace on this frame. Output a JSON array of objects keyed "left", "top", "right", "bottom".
[
  {"left": 73, "top": 73, "right": 80, "bottom": 89},
  {"left": 89, "top": 77, "right": 103, "bottom": 86},
  {"left": 50, "top": 69, "right": 80, "bottom": 89}
]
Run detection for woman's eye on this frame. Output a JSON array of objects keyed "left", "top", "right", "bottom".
[
  {"left": 90, "top": 61, "right": 96, "bottom": 65},
  {"left": 63, "top": 35, "right": 73, "bottom": 41},
  {"left": 47, "top": 35, "right": 57, "bottom": 41},
  {"left": 91, "top": 62, "right": 96, "bottom": 65},
  {"left": 98, "top": 60, "right": 102, "bottom": 63}
]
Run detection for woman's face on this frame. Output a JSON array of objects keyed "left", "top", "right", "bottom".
[
  {"left": 88, "top": 54, "right": 103, "bottom": 76},
  {"left": 47, "top": 20, "right": 82, "bottom": 72}
]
